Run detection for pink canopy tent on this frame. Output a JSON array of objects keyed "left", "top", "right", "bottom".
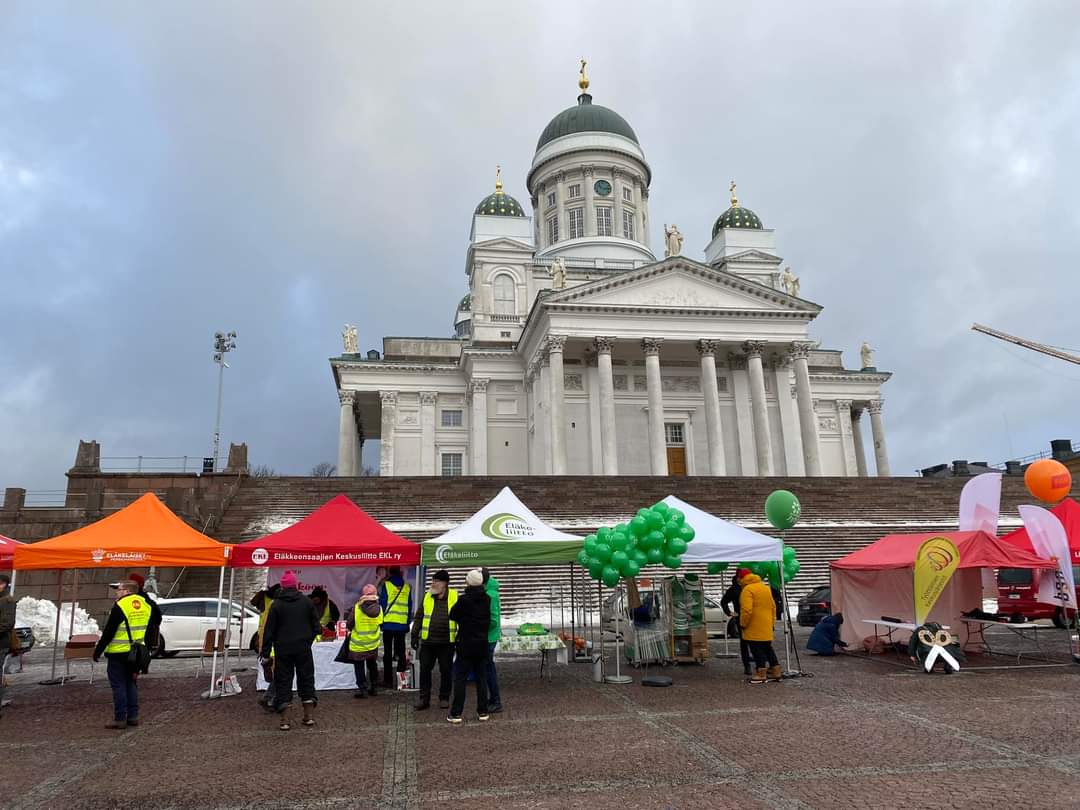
[{"left": 830, "top": 530, "right": 1055, "bottom": 648}]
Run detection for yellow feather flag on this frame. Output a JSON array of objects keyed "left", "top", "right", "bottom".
[{"left": 913, "top": 536, "right": 961, "bottom": 624}]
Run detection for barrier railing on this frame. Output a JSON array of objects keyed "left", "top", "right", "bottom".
[{"left": 100, "top": 456, "right": 218, "bottom": 474}]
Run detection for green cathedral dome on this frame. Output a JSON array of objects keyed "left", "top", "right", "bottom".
[
  {"left": 711, "top": 182, "right": 764, "bottom": 237},
  {"left": 475, "top": 169, "right": 526, "bottom": 217},
  {"left": 536, "top": 94, "right": 638, "bottom": 151}
]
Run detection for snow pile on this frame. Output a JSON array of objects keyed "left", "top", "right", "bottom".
[{"left": 16, "top": 597, "right": 100, "bottom": 645}]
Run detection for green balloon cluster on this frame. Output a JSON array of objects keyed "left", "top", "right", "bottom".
[
  {"left": 706, "top": 562, "right": 729, "bottom": 575},
  {"left": 576, "top": 501, "right": 695, "bottom": 587},
  {"left": 729, "top": 544, "right": 801, "bottom": 584}
]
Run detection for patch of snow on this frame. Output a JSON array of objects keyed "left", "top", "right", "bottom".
[
  {"left": 16, "top": 596, "right": 99, "bottom": 645},
  {"left": 241, "top": 515, "right": 300, "bottom": 536}
]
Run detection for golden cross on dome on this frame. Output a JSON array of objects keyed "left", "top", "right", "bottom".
[
  {"left": 495, "top": 164, "right": 503, "bottom": 193},
  {"left": 579, "top": 58, "right": 589, "bottom": 92},
  {"left": 730, "top": 179, "right": 739, "bottom": 208}
]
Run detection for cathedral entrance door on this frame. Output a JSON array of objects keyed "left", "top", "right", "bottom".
[
  {"left": 666, "top": 447, "right": 687, "bottom": 476},
  {"left": 664, "top": 423, "right": 688, "bottom": 477}
]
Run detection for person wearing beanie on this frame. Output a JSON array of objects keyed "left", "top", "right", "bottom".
[
  {"left": 378, "top": 566, "right": 412, "bottom": 689},
  {"left": 126, "top": 572, "right": 162, "bottom": 673},
  {"left": 446, "top": 568, "right": 491, "bottom": 724},
  {"left": 481, "top": 567, "right": 503, "bottom": 713},
  {"left": 345, "top": 584, "right": 383, "bottom": 698},
  {"left": 261, "top": 572, "right": 321, "bottom": 730},
  {"left": 738, "top": 569, "right": 781, "bottom": 684},
  {"left": 410, "top": 569, "right": 457, "bottom": 711},
  {"left": 0, "top": 573, "right": 14, "bottom": 718}
]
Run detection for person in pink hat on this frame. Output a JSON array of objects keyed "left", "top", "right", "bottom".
[
  {"left": 260, "top": 571, "right": 321, "bottom": 730},
  {"left": 345, "top": 584, "right": 384, "bottom": 698}
]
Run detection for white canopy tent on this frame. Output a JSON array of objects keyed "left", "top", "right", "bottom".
[{"left": 662, "top": 496, "right": 782, "bottom": 564}]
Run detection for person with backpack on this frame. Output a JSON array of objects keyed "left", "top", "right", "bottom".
[
  {"left": 93, "top": 580, "right": 152, "bottom": 729},
  {"left": 346, "top": 584, "right": 383, "bottom": 698},
  {"left": 260, "top": 572, "right": 321, "bottom": 731}
]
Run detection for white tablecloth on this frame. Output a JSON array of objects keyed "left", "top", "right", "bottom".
[{"left": 256, "top": 640, "right": 358, "bottom": 692}]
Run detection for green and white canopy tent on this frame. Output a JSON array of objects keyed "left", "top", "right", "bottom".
[{"left": 421, "top": 486, "right": 583, "bottom": 566}]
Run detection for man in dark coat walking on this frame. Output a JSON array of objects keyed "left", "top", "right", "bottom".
[
  {"left": 447, "top": 568, "right": 491, "bottom": 724},
  {"left": 260, "top": 572, "right": 321, "bottom": 730},
  {"left": 0, "top": 573, "right": 15, "bottom": 717}
]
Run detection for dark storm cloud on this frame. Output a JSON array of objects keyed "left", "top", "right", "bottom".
[{"left": 2, "top": 2, "right": 1079, "bottom": 490}]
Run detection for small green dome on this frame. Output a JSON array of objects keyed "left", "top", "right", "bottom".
[
  {"left": 712, "top": 205, "right": 764, "bottom": 237},
  {"left": 537, "top": 94, "right": 638, "bottom": 151},
  {"left": 457, "top": 294, "right": 472, "bottom": 312},
  {"left": 474, "top": 191, "right": 525, "bottom": 217}
]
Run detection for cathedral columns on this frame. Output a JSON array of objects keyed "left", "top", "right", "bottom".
[
  {"left": 378, "top": 391, "right": 397, "bottom": 477},
  {"left": 613, "top": 168, "right": 625, "bottom": 239},
  {"left": 595, "top": 337, "right": 619, "bottom": 475},
  {"left": 419, "top": 391, "right": 437, "bottom": 476},
  {"left": 633, "top": 178, "right": 645, "bottom": 249},
  {"left": 469, "top": 379, "right": 489, "bottom": 475},
  {"left": 836, "top": 399, "right": 857, "bottom": 476},
  {"left": 697, "top": 340, "right": 726, "bottom": 475},
  {"left": 851, "top": 406, "right": 869, "bottom": 477},
  {"left": 643, "top": 338, "right": 668, "bottom": 475},
  {"left": 743, "top": 341, "right": 773, "bottom": 476},
  {"left": 868, "top": 400, "right": 891, "bottom": 476},
  {"left": 555, "top": 171, "right": 567, "bottom": 244},
  {"left": 547, "top": 336, "right": 568, "bottom": 474},
  {"left": 791, "top": 342, "right": 823, "bottom": 476},
  {"left": 583, "top": 166, "right": 596, "bottom": 237},
  {"left": 728, "top": 354, "right": 756, "bottom": 475},
  {"left": 337, "top": 390, "right": 357, "bottom": 477}
]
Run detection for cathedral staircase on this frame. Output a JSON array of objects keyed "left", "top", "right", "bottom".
[{"left": 182, "top": 475, "right": 1042, "bottom": 622}]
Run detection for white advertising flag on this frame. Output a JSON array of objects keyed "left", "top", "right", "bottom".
[
  {"left": 959, "top": 473, "right": 1002, "bottom": 534},
  {"left": 1018, "top": 505, "right": 1077, "bottom": 610}
]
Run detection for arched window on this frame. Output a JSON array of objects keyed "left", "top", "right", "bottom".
[{"left": 493, "top": 274, "right": 515, "bottom": 315}]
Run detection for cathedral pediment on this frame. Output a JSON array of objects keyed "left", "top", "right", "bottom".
[
  {"left": 471, "top": 237, "right": 534, "bottom": 252},
  {"left": 544, "top": 257, "right": 819, "bottom": 314}
]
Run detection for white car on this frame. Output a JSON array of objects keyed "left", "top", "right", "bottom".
[{"left": 154, "top": 597, "right": 261, "bottom": 657}]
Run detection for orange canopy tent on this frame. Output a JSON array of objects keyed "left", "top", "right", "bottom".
[
  {"left": 13, "top": 493, "right": 230, "bottom": 691},
  {"left": 13, "top": 492, "right": 229, "bottom": 571}
]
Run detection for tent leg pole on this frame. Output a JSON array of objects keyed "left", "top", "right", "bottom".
[
  {"left": 224, "top": 568, "right": 236, "bottom": 686},
  {"left": 65, "top": 569, "right": 79, "bottom": 681},
  {"left": 778, "top": 563, "right": 792, "bottom": 674},
  {"left": 47, "top": 571, "right": 63, "bottom": 683},
  {"left": 570, "top": 564, "right": 576, "bottom": 659},
  {"left": 207, "top": 567, "right": 225, "bottom": 699}
]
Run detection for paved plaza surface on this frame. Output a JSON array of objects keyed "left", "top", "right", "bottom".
[{"left": 3, "top": 626, "right": 1080, "bottom": 810}]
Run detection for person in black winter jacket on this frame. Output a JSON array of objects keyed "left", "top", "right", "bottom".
[
  {"left": 260, "top": 572, "right": 321, "bottom": 730},
  {"left": 447, "top": 569, "right": 491, "bottom": 724}
]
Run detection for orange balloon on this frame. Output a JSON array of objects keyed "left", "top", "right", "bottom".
[{"left": 1024, "top": 458, "right": 1072, "bottom": 503}]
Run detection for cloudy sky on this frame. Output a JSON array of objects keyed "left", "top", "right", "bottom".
[{"left": 2, "top": 2, "right": 1079, "bottom": 492}]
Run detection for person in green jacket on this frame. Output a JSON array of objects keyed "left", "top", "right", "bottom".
[{"left": 482, "top": 568, "right": 502, "bottom": 713}]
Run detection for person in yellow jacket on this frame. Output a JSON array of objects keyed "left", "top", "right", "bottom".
[
  {"left": 346, "top": 585, "right": 383, "bottom": 698},
  {"left": 251, "top": 583, "right": 280, "bottom": 710},
  {"left": 737, "top": 569, "right": 781, "bottom": 684},
  {"left": 93, "top": 580, "right": 153, "bottom": 729}
]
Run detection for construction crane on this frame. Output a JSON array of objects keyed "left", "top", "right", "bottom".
[{"left": 972, "top": 323, "right": 1080, "bottom": 366}]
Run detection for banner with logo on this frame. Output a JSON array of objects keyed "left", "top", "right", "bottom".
[
  {"left": 913, "top": 535, "right": 961, "bottom": 624},
  {"left": 268, "top": 565, "right": 415, "bottom": 614},
  {"left": 420, "top": 486, "right": 583, "bottom": 566},
  {"left": 1018, "top": 505, "right": 1077, "bottom": 610}
]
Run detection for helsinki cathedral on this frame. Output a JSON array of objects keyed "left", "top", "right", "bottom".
[{"left": 332, "top": 63, "right": 891, "bottom": 479}]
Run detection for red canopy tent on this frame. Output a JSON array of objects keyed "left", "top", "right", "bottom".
[
  {"left": 830, "top": 530, "right": 1055, "bottom": 647},
  {"left": 1000, "top": 498, "right": 1080, "bottom": 565},
  {"left": 0, "top": 533, "right": 20, "bottom": 569},
  {"left": 231, "top": 494, "right": 419, "bottom": 568}
]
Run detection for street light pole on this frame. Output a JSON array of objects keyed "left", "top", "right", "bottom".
[{"left": 211, "top": 330, "right": 237, "bottom": 469}]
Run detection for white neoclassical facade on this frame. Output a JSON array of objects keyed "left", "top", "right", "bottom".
[{"left": 331, "top": 67, "right": 891, "bottom": 478}]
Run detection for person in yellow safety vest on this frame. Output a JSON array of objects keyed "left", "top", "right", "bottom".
[
  {"left": 251, "top": 583, "right": 280, "bottom": 711},
  {"left": 309, "top": 587, "right": 340, "bottom": 638},
  {"left": 410, "top": 569, "right": 458, "bottom": 711},
  {"left": 378, "top": 566, "right": 412, "bottom": 689},
  {"left": 93, "top": 580, "right": 152, "bottom": 729},
  {"left": 346, "top": 584, "right": 384, "bottom": 698}
]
